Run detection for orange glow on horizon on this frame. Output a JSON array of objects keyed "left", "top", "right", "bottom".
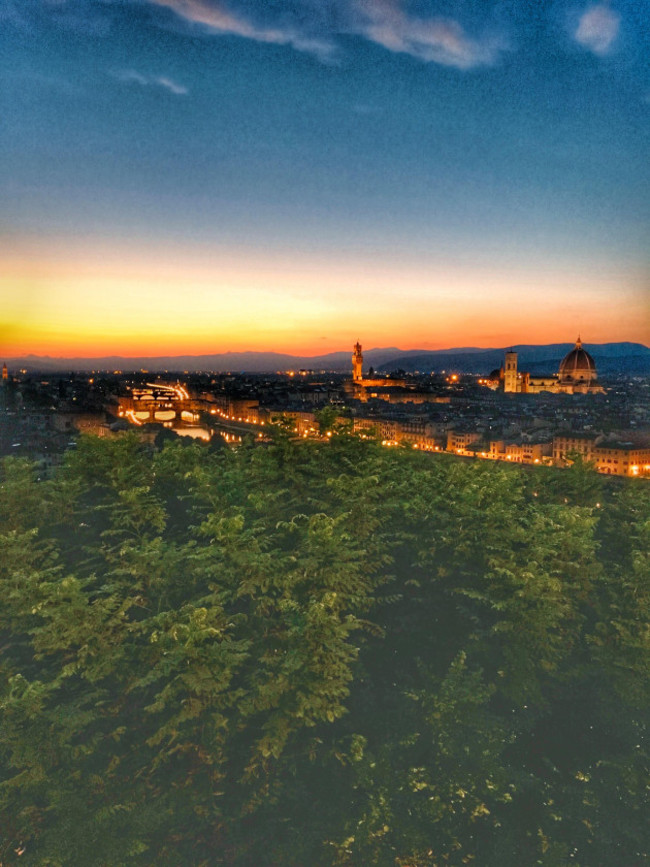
[{"left": 2, "top": 236, "right": 648, "bottom": 358}]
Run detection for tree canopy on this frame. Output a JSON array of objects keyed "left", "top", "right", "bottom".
[{"left": 1, "top": 433, "right": 648, "bottom": 865}]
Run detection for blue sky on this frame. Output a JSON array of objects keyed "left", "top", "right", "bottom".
[{"left": 1, "top": 0, "right": 648, "bottom": 355}]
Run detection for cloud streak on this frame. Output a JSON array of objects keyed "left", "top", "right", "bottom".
[
  {"left": 352, "top": 0, "right": 504, "bottom": 69},
  {"left": 113, "top": 69, "right": 188, "bottom": 95},
  {"left": 149, "top": 0, "right": 336, "bottom": 61},
  {"left": 147, "top": 0, "right": 506, "bottom": 69},
  {"left": 574, "top": 4, "right": 620, "bottom": 56}
]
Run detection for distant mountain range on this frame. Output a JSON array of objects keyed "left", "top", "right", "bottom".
[
  {"left": 376, "top": 343, "right": 650, "bottom": 375},
  {"left": 5, "top": 343, "right": 649, "bottom": 375}
]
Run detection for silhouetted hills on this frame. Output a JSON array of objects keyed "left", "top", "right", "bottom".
[
  {"left": 5, "top": 343, "right": 649, "bottom": 375},
  {"left": 3, "top": 348, "right": 404, "bottom": 374},
  {"left": 376, "top": 343, "right": 650, "bottom": 375}
]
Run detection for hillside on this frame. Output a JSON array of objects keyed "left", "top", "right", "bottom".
[{"left": 6, "top": 342, "right": 649, "bottom": 374}]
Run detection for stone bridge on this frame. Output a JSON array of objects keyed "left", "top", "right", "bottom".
[{"left": 116, "top": 383, "right": 207, "bottom": 423}]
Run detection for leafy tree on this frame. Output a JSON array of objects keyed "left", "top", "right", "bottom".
[{"left": 0, "top": 435, "right": 647, "bottom": 865}]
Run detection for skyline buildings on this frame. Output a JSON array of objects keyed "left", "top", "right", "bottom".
[{"left": 2, "top": 0, "right": 649, "bottom": 356}]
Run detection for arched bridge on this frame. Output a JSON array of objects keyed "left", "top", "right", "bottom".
[{"left": 116, "top": 383, "right": 206, "bottom": 424}]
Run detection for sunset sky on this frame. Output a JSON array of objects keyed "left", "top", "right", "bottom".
[{"left": 2, "top": 0, "right": 649, "bottom": 357}]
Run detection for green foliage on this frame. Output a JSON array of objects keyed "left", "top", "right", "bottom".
[
  {"left": 0, "top": 437, "right": 647, "bottom": 865},
  {"left": 315, "top": 406, "right": 351, "bottom": 436}
]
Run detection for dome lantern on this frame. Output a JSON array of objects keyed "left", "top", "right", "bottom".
[{"left": 558, "top": 338, "right": 597, "bottom": 383}]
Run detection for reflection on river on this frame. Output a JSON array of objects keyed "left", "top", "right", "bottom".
[
  {"left": 127, "top": 409, "right": 252, "bottom": 445},
  {"left": 131, "top": 409, "right": 212, "bottom": 441},
  {"left": 174, "top": 425, "right": 211, "bottom": 441}
]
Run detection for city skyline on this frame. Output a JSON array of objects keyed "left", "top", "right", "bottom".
[{"left": 2, "top": 0, "right": 649, "bottom": 356}]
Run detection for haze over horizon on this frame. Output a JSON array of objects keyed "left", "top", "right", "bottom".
[
  {"left": 2, "top": 0, "right": 649, "bottom": 356},
  {"left": 5, "top": 339, "right": 650, "bottom": 377},
  {"left": 6, "top": 337, "right": 650, "bottom": 358}
]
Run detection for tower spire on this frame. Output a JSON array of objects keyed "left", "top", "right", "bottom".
[{"left": 352, "top": 341, "right": 363, "bottom": 382}]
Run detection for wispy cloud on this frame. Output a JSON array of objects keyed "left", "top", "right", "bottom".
[
  {"left": 149, "top": 0, "right": 337, "bottom": 62},
  {"left": 351, "top": 0, "right": 505, "bottom": 69},
  {"left": 113, "top": 69, "right": 188, "bottom": 95},
  {"left": 155, "top": 76, "right": 189, "bottom": 95},
  {"left": 574, "top": 4, "right": 620, "bottom": 56},
  {"left": 147, "top": 0, "right": 506, "bottom": 69}
]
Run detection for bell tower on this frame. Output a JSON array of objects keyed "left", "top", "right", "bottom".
[
  {"left": 504, "top": 350, "right": 518, "bottom": 393},
  {"left": 352, "top": 341, "right": 363, "bottom": 382}
]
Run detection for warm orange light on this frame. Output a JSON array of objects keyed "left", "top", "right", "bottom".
[{"left": 3, "top": 236, "right": 648, "bottom": 357}]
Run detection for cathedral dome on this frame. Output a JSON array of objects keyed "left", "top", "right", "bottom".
[{"left": 558, "top": 337, "right": 597, "bottom": 382}]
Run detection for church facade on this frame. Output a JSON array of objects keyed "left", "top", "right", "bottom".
[{"left": 493, "top": 338, "right": 605, "bottom": 395}]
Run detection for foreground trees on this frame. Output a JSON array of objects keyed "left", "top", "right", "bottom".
[{"left": 1, "top": 433, "right": 648, "bottom": 865}]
